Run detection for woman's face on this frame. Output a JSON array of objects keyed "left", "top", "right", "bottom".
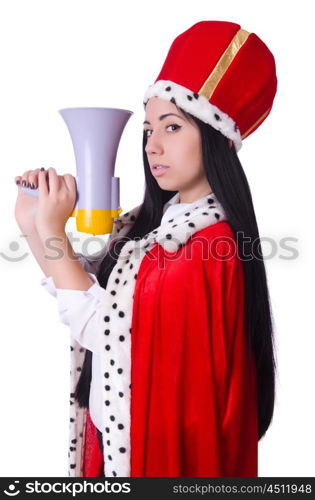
[{"left": 144, "top": 97, "right": 211, "bottom": 198}]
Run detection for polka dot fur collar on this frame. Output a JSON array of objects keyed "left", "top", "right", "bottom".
[{"left": 69, "top": 192, "right": 227, "bottom": 477}]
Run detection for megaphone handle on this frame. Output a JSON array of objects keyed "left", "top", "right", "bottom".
[
  {"left": 20, "top": 185, "right": 39, "bottom": 198},
  {"left": 20, "top": 176, "right": 79, "bottom": 211}
]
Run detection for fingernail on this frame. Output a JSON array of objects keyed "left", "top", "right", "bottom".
[
  {"left": 15, "top": 180, "right": 20, "bottom": 185},
  {"left": 40, "top": 167, "right": 45, "bottom": 171},
  {"left": 30, "top": 182, "right": 35, "bottom": 189},
  {"left": 22, "top": 180, "right": 26, "bottom": 187}
]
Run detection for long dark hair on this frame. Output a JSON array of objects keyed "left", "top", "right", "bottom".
[{"left": 74, "top": 105, "right": 276, "bottom": 441}]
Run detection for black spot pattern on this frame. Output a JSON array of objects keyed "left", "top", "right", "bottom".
[{"left": 68, "top": 193, "right": 226, "bottom": 477}]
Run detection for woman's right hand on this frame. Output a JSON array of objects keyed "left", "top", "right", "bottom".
[{"left": 14, "top": 168, "right": 44, "bottom": 231}]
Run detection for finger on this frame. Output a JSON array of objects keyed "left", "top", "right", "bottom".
[
  {"left": 63, "top": 174, "right": 76, "bottom": 193},
  {"left": 57, "top": 174, "right": 68, "bottom": 194},
  {"left": 19, "top": 170, "right": 33, "bottom": 187},
  {"left": 47, "top": 168, "right": 60, "bottom": 195},
  {"left": 15, "top": 176, "right": 22, "bottom": 186},
  {"left": 28, "top": 168, "right": 43, "bottom": 189},
  {"left": 38, "top": 169, "right": 49, "bottom": 197}
]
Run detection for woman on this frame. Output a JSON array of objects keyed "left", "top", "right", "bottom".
[{"left": 14, "top": 20, "right": 277, "bottom": 477}]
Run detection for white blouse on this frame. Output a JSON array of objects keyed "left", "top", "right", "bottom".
[{"left": 41, "top": 191, "right": 209, "bottom": 431}]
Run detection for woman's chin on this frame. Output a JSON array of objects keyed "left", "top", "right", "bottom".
[{"left": 155, "top": 178, "right": 177, "bottom": 190}]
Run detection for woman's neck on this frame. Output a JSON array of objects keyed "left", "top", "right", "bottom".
[{"left": 178, "top": 185, "right": 213, "bottom": 204}]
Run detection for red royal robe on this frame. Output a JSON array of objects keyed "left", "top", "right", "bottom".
[{"left": 83, "top": 220, "right": 258, "bottom": 477}]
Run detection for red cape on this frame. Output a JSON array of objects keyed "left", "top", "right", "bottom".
[{"left": 83, "top": 221, "right": 258, "bottom": 477}]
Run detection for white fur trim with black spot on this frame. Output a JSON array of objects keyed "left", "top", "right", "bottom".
[
  {"left": 143, "top": 80, "right": 242, "bottom": 152},
  {"left": 95, "top": 192, "right": 227, "bottom": 477},
  {"left": 68, "top": 195, "right": 227, "bottom": 477},
  {"left": 67, "top": 210, "right": 141, "bottom": 477}
]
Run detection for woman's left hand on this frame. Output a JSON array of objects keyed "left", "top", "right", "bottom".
[{"left": 35, "top": 168, "right": 77, "bottom": 240}]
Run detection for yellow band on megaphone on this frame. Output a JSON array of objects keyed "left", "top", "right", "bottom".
[{"left": 70, "top": 208, "right": 123, "bottom": 235}]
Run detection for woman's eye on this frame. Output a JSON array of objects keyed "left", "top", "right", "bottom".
[
  {"left": 167, "top": 124, "right": 181, "bottom": 132},
  {"left": 144, "top": 124, "right": 181, "bottom": 137}
]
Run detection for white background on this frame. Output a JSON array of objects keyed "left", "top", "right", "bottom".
[{"left": 0, "top": 0, "right": 314, "bottom": 477}]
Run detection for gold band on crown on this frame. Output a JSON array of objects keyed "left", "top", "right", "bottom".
[
  {"left": 241, "top": 108, "right": 271, "bottom": 139},
  {"left": 198, "top": 29, "right": 250, "bottom": 100}
]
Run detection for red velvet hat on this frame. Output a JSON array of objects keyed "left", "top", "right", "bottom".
[{"left": 143, "top": 20, "right": 277, "bottom": 152}]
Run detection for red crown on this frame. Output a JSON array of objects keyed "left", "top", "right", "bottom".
[{"left": 143, "top": 20, "right": 277, "bottom": 152}]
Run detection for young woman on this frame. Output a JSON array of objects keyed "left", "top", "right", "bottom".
[{"left": 14, "top": 20, "right": 277, "bottom": 477}]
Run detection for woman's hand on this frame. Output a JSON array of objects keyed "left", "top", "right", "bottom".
[
  {"left": 35, "top": 167, "right": 77, "bottom": 240},
  {"left": 14, "top": 168, "right": 42, "bottom": 232}
]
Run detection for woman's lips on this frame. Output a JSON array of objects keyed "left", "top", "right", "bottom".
[{"left": 151, "top": 165, "right": 170, "bottom": 177}]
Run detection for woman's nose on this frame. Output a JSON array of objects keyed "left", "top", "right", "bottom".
[{"left": 145, "top": 133, "right": 164, "bottom": 155}]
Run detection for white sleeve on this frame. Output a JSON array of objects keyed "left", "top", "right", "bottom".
[
  {"left": 40, "top": 265, "right": 109, "bottom": 354},
  {"left": 39, "top": 226, "right": 123, "bottom": 352}
]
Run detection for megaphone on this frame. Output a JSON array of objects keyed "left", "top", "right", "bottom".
[{"left": 21, "top": 107, "right": 133, "bottom": 235}]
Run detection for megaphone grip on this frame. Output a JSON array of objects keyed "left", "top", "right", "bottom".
[
  {"left": 20, "top": 186, "right": 39, "bottom": 198},
  {"left": 20, "top": 178, "right": 79, "bottom": 210},
  {"left": 111, "top": 177, "right": 120, "bottom": 209}
]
